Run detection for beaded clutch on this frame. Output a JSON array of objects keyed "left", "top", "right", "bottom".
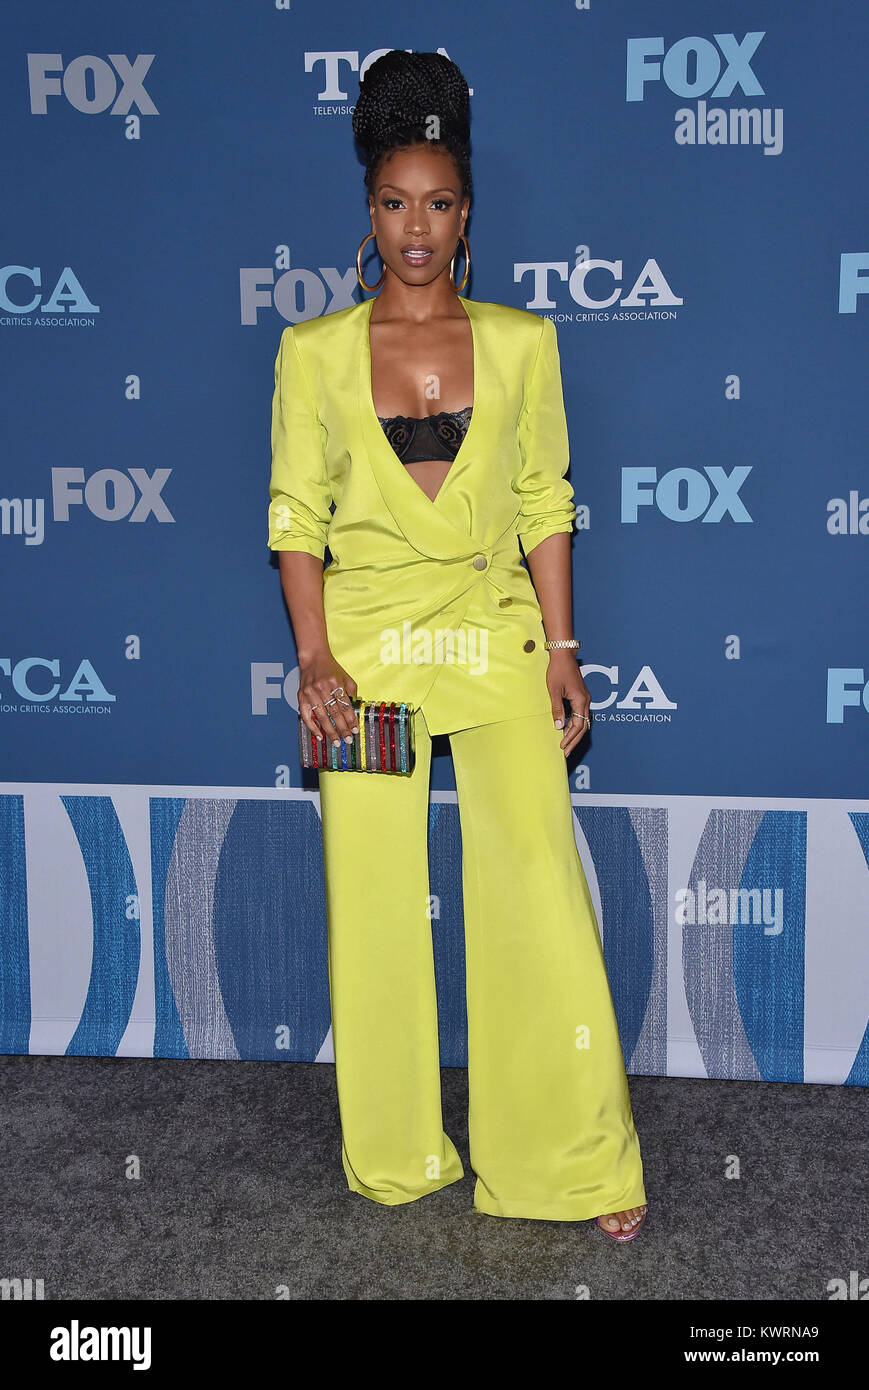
[{"left": 298, "top": 698, "right": 416, "bottom": 774}]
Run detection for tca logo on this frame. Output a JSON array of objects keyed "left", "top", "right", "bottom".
[
  {"left": 27, "top": 54, "right": 157, "bottom": 116},
  {"left": 1, "top": 266, "right": 98, "bottom": 316},
  {"left": 0, "top": 658, "right": 116, "bottom": 704},
  {"left": 584, "top": 664, "right": 677, "bottom": 712},
  {"left": 516, "top": 256, "right": 682, "bottom": 312},
  {"left": 622, "top": 467, "right": 753, "bottom": 523},
  {"left": 304, "top": 48, "right": 470, "bottom": 101},
  {"left": 626, "top": 33, "right": 765, "bottom": 101}
]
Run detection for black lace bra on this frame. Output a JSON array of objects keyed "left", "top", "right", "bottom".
[{"left": 377, "top": 406, "right": 473, "bottom": 464}]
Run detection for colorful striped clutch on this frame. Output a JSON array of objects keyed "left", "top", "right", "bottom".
[{"left": 298, "top": 698, "right": 416, "bottom": 774}]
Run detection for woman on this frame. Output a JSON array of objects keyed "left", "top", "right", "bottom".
[{"left": 268, "top": 50, "right": 648, "bottom": 1238}]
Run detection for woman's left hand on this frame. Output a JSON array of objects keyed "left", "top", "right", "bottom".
[{"left": 546, "top": 650, "right": 592, "bottom": 756}]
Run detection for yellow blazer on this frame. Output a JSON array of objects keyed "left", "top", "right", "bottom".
[{"left": 267, "top": 295, "right": 577, "bottom": 735}]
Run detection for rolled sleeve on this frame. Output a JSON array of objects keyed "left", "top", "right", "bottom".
[
  {"left": 514, "top": 316, "right": 577, "bottom": 556},
  {"left": 267, "top": 325, "right": 332, "bottom": 558}
]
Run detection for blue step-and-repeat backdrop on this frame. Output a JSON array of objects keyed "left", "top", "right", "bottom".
[{"left": 2, "top": 3, "right": 867, "bottom": 1084}]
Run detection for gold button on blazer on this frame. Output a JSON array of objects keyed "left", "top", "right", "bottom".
[{"left": 268, "top": 295, "right": 577, "bottom": 735}]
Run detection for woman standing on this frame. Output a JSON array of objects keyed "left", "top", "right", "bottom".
[{"left": 268, "top": 50, "right": 648, "bottom": 1238}]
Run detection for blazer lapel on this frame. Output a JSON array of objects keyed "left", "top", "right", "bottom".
[{"left": 356, "top": 294, "right": 487, "bottom": 561}]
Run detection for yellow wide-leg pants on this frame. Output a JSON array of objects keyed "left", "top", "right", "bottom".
[{"left": 317, "top": 705, "right": 647, "bottom": 1222}]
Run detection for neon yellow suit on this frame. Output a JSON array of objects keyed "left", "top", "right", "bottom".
[{"left": 268, "top": 295, "right": 647, "bottom": 1220}]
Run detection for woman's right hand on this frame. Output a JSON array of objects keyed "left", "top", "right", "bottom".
[{"left": 298, "top": 650, "right": 359, "bottom": 746}]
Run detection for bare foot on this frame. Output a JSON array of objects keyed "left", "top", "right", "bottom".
[{"left": 597, "top": 1203, "right": 647, "bottom": 1233}]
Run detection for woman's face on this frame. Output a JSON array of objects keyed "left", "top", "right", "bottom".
[{"left": 368, "top": 143, "right": 468, "bottom": 288}]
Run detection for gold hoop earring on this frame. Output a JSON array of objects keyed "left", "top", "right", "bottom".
[
  {"left": 356, "top": 232, "right": 385, "bottom": 292},
  {"left": 450, "top": 234, "right": 470, "bottom": 294}
]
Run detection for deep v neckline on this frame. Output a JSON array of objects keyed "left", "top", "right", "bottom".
[{"left": 363, "top": 294, "right": 478, "bottom": 507}]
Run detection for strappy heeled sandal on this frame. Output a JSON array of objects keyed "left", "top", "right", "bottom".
[{"left": 594, "top": 1206, "right": 648, "bottom": 1242}]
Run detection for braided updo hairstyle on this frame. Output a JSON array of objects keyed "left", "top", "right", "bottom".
[{"left": 352, "top": 50, "right": 472, "bottom": 202}]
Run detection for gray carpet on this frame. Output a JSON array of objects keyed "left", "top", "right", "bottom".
[{"left": 0, "top": 1054, "right": 865, "bottom": 1301}]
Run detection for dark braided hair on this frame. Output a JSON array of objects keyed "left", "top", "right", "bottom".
[{"left": 352, "top": 50, "right": 472, "bottom": 202}]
